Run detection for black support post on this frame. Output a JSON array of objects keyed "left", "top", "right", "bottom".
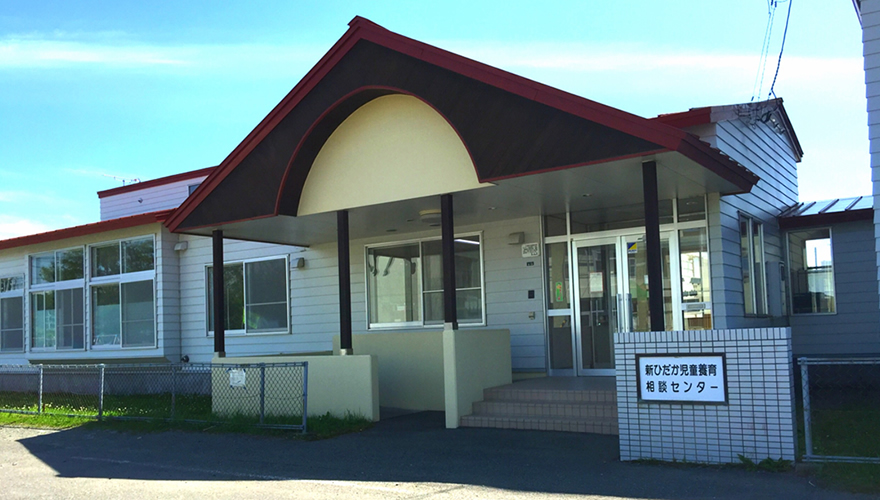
[
  {"left": 642, "top": 160, "right": 665, "bottom": 332},
  {"left": 440, "top": 194, "right": 458, "bottom": 330},
  {"left": 337, "top": 210, "right": 353, "bottom": 353},
  {"left": 212, "top": 230, "right": 226, "bottom": 357}
]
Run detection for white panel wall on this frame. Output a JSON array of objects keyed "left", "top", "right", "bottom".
[
  {"left": 864, "top": 0, "right": 880, "bottom": 305},
  {"left": 177, "top": 216, "right": 548, "bottom": 371},
  {"left": 695, "top": 117, "right": 799, "bottom": 329},
  {"left": 99, "top": 176, "right": 209, "bottom": 221}
]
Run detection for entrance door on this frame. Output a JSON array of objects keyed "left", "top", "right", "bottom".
[
  {"left": 572, "top": 238, "right": 620, "bottom": 376},
  {"left": 572, "top": 233, "right": 671, "bottom": 376}
]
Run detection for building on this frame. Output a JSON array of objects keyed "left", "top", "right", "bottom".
[{"left": 1, "top": 18, "right": 877, "bottom": 400}]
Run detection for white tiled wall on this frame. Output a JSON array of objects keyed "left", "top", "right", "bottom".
[{"left": 615, "top": 328, "right": 796, "bottom": 463}]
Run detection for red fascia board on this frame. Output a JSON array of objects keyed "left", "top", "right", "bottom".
[
  {"left": 166, "top": 16, "right": 750, "bottom": 231},
  {"left": 97, "top": 167, "right": 216, "bottom": 199},
  {"left": 0, "top": 210, "right": 172, "bottom": 251},
  {"left": 651, "top": 107, "right": 713, "bottom": 129}
]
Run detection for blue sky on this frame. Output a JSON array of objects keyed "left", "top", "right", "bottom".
[{"left": 0, "top": 1, "right": 868, "bottom": 238}]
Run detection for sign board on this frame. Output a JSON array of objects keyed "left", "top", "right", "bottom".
[
  {"left": 522, "top": 243, "right": 540, "bottom": 258},
  {"left": 636, "top": 354, "right": 727, "bottom": 403},
  {"left": 228, "top": 368, "right": 247, "bottom": 388}
]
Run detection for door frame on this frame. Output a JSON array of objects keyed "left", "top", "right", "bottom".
[{"left": 571, "top": 236, "right": 622, "bottom": 376}]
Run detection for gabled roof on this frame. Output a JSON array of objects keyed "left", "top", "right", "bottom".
[
  {"left": 778, "top": 196, "right": 872, "bottom": 229},
  {"left": 652, "top": 99, "right": 804, "bottom": 162},
  {"left": 0, "top": 210, "right": 171, "bottom": 251},
  {"left": 166, "top": 16, "right": 758, "bottom": 233}
]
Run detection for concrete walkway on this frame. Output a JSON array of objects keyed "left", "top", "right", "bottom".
[{"left": 0, "top": 412, "right": 872, "bottom": 500}]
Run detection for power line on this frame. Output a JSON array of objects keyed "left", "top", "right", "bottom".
[
  {"left": 768, "top": 0, "right": 793, "bottom": 99},
  {"left": 751, "top": 1, "right": 777, "bottom": 101}
]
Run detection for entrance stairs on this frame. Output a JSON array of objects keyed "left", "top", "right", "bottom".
[{"left": 460, "top": 376, "right": 619, "bottom": 434}]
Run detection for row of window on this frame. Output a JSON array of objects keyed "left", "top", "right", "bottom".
[
  {"left": 0, "top": 237, "right": 156, "bottom": 353},
  {"left": 740, "top": 214, "right": 836, "bottom": 316},
  {"left": 0, "top": 221, "right": 835, "bottom": 353}
]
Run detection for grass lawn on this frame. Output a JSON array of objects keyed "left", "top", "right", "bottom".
[
  {"left": 798, "top": 392, "right": 880, "bottom": 494},
  {"left": 0, "top": 391, "right": 372, "bottom": 439}
]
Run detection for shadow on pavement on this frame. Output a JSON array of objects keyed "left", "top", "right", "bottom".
[{"left": 13, "top": 411, "right": 865, "bottom": 499}]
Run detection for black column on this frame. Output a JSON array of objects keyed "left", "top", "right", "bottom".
[
  {"left": 441, "top": 194, "right": 458, "bottom": 330},
  {"left": 212, "top": 230, "right": 225, "bottom": 356},
  {"left": 337, "top": 210, "right": 353, "bottom": 353},
  {"left": 642, "top": 161, "right": 665, "bottom": 332}
]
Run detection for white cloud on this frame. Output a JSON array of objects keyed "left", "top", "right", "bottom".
[
  {"left": 0, "top": 215, "right": 51, "bottom": 239},
  {"left": 0, "top": 34, "right": 323, "bottom": 72}
]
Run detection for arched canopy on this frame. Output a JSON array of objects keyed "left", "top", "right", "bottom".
[{"left": 166, "top": 17, "right": 758, "bottom": 245}]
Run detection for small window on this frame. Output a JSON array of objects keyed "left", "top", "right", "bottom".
[
  {"left": 366, "top": 234, "right": 484, "bottom": 328},
  {"left": 188, "top": 183, "right": 201, "bottom": 195},
  {"left": 30, "top": 248, "right": 83, "bottom": 285},
  {"left": 0, "top": 275, "right": 24, "bottom": 352},
  {"left": 29, "top": 248, "right": 85, "bottom": 350},
  {"left": 788, "top": 228, "right": 835, "bottom": 314},
  {"left": 207, "top": 257, "right": 289, "bottom": 334},
  {"left": 89, "top": 236, "right": 156, "bottom": 349},
  {"left": 740, "top": 214, "right": 767, "bottom": 316}
]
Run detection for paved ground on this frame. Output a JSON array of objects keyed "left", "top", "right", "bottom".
[{"left": 0, "top": 412, "right": 872, "bottom": 500}]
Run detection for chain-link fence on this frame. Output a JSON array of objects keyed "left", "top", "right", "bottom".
[
  {"left": 799, "top": 357, "right": 880, "bottom": 464},
  {"left": 0, "top": 362, "right": 308, "bottom": 432}
]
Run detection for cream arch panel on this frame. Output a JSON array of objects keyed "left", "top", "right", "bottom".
[{"left": 297, "top": 94, "right": 488, "bottom": 216}]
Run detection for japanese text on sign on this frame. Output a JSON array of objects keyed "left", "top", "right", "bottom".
[{"left": 636, "top": 354, "right": 726, "bottom": 403}]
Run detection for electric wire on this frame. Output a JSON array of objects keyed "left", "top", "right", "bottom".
[
  {"left": 751, "top": 1, "right": 777, "bottom": 101},
  {"left": 768, "top": 0, "right": 793, "bottom": 99}
]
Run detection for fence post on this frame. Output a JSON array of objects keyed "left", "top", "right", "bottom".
[
  {"left": 38, "top": 365, "right": 44, "bottom": 415},
  {"left": 98, "top": 364, "right": 105, "bottom": 421},
  {"left": 259, "top": 364, "right": 266, "bottom": 425},
  {"left": 302, "top": 362, "right": 308, "bottom": 434},
  {"left": 800, "top": 358, "right": 812, "bottom": 459},
  {"left": 171, "top": 364, "right": 177, "bottom": 419}
]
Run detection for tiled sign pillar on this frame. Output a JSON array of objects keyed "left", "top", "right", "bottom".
[{"left": 615, "top": 328, "right": 796, "bottom": 463}]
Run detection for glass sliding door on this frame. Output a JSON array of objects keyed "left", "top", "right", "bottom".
[
  {"left": 571, "top": 232, "right": 672, "bottom": 376},
  {"left": 572, "top": 238, "right": 620, "bottom": 375}
]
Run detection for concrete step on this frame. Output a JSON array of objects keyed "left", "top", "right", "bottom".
[
  {"left": 472, "top": 399, "right": 617, "bottom": 419},
  {"left": 460, "top": 414, "right": 619, "bottom": 435}
]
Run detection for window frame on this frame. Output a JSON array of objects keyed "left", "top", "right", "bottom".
[
  {"left": 205, "top": 255, "right": 291, "bottom": 336},
  {"left": 0, "top": 275, "right": 25, "bottom": 353},
  {"left": 786, "top": 227, "right": 837, "bottom": 316},
  {"left": 739, "top": 213, "right": 768, "bottom": 317},
  {"left": 28, "top": 246, "right": 85, "bottom": 351},
  {"left": 364, "top": 232, "right": 486, "bottom": 330},
  {"left": 88, "top": 235, "right": 157, "bottom": 350}
]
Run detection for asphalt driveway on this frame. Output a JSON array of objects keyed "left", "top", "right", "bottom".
[{"left": 0, "top": 412, "right": 872, "bottom": 499}]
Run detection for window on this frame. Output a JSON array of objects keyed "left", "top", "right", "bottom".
[
  {"left": 90, "top": 237, "right": 156, "bottom": 348},
  {"left": 187, "top": 183, "right": 201, "bottom": 195},
  {"left": 366, "top": 234, "right": 484, "bottom": 328},
  {"left": 29, "top": 248, "right": 84, "bottom": 350},
  {"left": 0, "top": 275, "right": 24, "bottom": 352},
  {"left": 788, "top": 228, "right": 835, "bottom": 314},
  {"left": 739, "top": 215, "right": 767, "bottom": 316},
  {"left": 207, "top": 257, "right": 289, "bottom": 334}
]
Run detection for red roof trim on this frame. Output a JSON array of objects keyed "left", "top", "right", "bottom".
[
  {"left": 0, "top": 210, "right": 171, "bottom": 251},
  {"left": 652, "top": 107, "right": 713, "bottom": 129},
  {"left": 97, "top": 167, "right": 216, "bottom": 199},
  {"left": 166, "top": 16, "right": 756, "bottom": 232}
]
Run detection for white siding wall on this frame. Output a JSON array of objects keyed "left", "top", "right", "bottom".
[
  {"left": 864, "top": 0, "right": 880, "bottom": 305},
  {"left": 177, "top": 216, "right": 548, "bottom": 371},
  {"left": 99, "top": 176, "right": 209, "bottom": 221},
  {"left": 696, "top": 118, "right": 799, "bottom": 329}
]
